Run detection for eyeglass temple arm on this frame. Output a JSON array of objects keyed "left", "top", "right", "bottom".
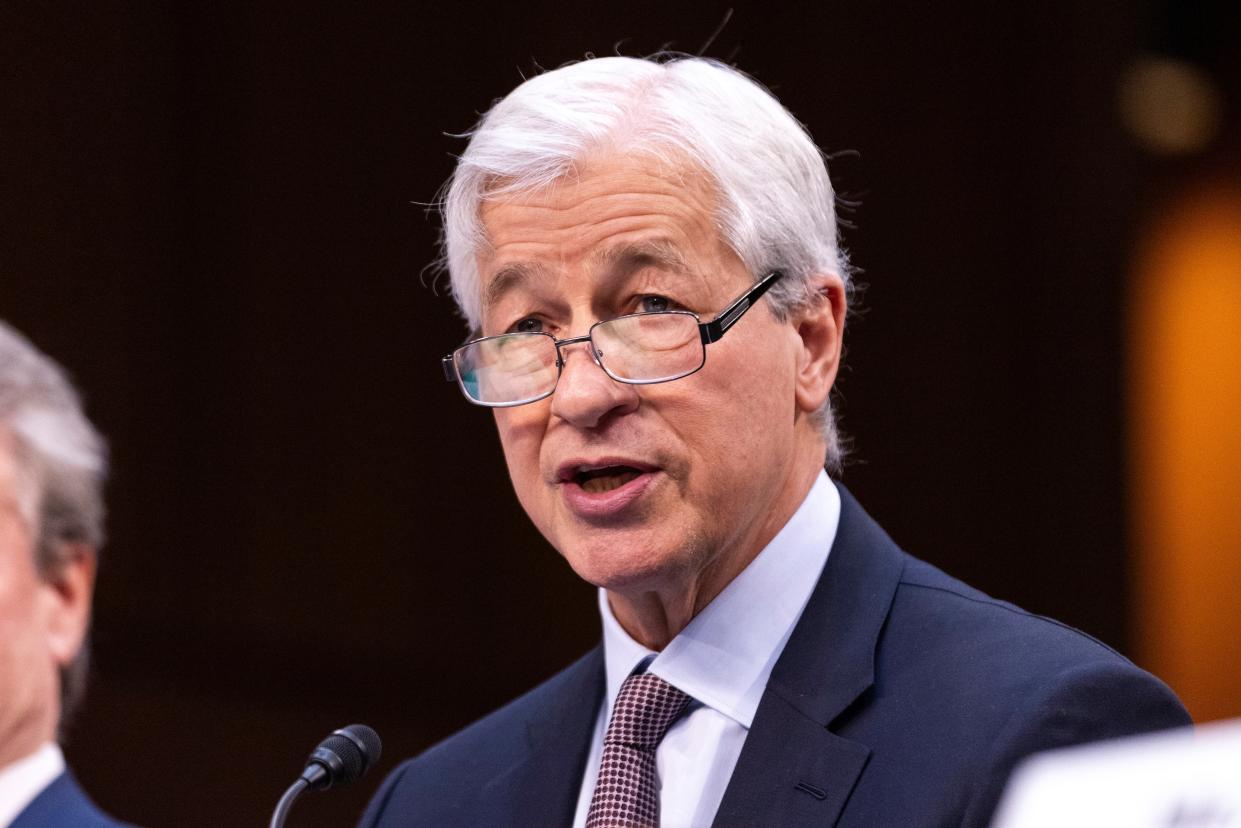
[
  {"left": 442, "top": 355, "right": 457, "bottom": 381},
  {"left": 699, "top": 270, "right": 784, "bottom": 344}
]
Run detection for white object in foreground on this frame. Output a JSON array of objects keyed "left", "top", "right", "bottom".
[{"left": 991, "top": 717, "right": 1241, "bottom": 828}]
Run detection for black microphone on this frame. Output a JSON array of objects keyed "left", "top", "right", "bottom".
[{"left": 270, "top": 724, "right": 382, "bottom": 828}]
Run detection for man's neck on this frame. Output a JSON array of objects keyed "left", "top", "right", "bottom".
[
  {"left": 606, "top": 589, "right": 698, "bottom": 651},
  {"left": 606, "top": 455, "right": 825, "bottom": 650}
]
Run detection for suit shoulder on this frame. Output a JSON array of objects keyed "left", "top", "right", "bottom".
[
  {"left": 872, "top": 551, "right": 1188, "bottom": 738},
  {"left": 12, "top": 770, "right": 133, "bottom": 828},
  {"left": 875, "top": 551, "right": 1189, "bottom": 731},
  {"left": 893, "top": 553, "right": 1130, "bottom": 666},
  {"left": 415, "top": 646, "right": 600, "bottom": 770},
  {"left": 359, "top": 647, "right": 602, "bottom": 827}
]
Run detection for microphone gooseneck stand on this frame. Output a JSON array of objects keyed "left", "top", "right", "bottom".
[
  {"left": 269, "top": 724, "right": 382, "bottom": 828},
  {"left": 270, "top": 778, "right": 310, "bottom": 828}
]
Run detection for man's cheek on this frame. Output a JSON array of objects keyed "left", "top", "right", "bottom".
[{"left": 504, "top": 448, "right": 555, "bottom": 535}]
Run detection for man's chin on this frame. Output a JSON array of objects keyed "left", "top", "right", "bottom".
[
  {"left": 560, "top": 544, "right": 680, "bottom": 595},
  {"left": 556, "top": 524, "right": 708, "bottom": 596}
]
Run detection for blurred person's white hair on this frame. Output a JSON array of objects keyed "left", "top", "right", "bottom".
[
  {"left": 439, "top": 55, "right": 851, "bottom": 470},
  {"left": 0, "top": 320, "right": 108, "bottom": 723}
]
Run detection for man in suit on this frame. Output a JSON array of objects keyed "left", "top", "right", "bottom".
[
  {"left": 361, "top": 55, "right": 1190, "bottom": 826},
  {"left": 0, "top": 322, "right": 128, "bottom": 828}
]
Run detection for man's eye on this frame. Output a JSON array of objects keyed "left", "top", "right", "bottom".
[
  {"left": 512, "top": 317, "right": 544, "bottom": 334},
  {"left": 638, "top": 295, "right": 672, "bottom": 313}
]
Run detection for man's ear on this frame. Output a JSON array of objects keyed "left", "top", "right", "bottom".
[
  {"left": 793, "top": 273, "right": 847, "bottom": 415},
  {"left": 40, "top": 543, "right": 96, "bottom": 667}
]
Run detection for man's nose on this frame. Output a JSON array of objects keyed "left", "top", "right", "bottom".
[{"left": 550, "top": 339, "right": 639, "bottom": 428}]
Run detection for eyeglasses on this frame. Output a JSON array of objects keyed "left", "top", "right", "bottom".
[{"left": 442, "top": 270, "right": 784, "bottom": 407}]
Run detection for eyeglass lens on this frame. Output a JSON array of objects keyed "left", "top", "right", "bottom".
[
  {"left": 455, "top": 312, "right": 703, "bottom": 405},
  {"left": 593, "top": 312, "right": 702, "bottom": 383}
]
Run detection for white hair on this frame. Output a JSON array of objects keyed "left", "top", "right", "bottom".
[
  {"left": 0, "top": 322, "right": 107, "bottom": 540},
  {"left": 0, "top": 320, "right": 108, "bottom": 724},
  {"left": 440, "top": 55, "right": 852, "bottom": 470}
]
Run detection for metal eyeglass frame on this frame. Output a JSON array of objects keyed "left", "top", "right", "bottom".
[{"left": 442, "top": 270, "right": 785, "bottom": 407}]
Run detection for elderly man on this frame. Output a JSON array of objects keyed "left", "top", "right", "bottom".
[
  {"left": 0, "top": 322, "right": 126, "bottom": 828},
  {"left": 361, "top": 56, "right": 1190, "bottom": 827}
]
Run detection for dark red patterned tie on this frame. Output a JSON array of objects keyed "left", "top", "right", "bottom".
[{"left": 585, "top": 672, "right": 692, "bottom": 828}]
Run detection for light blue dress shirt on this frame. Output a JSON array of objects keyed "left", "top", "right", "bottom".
[{"left": 572, "top": 470, "right": 841, "bottom": 827}]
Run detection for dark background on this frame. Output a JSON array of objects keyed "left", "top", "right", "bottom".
[{"left": 3, "top": 2, "right": 1238, "bottom": 825}]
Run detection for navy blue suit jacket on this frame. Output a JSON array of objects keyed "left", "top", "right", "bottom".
[
  {"left": 11, "top": 769, "right": 129, "bottom": 828},
  {"left": 360, "top": 485, "right": 1191, "bottom": 827}
]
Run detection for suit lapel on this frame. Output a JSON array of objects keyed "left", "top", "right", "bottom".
[
  {"left": 712, "top": 690, "right": 871, "bottom": 827},
  {"left": 713, "top": 484, "right": 907, "bottom": 827},
  {"left": 480, "top": 647, "right": 605, "bottom": 826}
]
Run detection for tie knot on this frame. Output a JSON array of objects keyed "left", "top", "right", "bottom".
[{"left": 604, "top": 672, "right": 692, "bottom": 751}]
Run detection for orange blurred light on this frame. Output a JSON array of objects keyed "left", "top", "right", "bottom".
[{"left": 1131, "top": 184, "right": 1241, "bottom": 723}]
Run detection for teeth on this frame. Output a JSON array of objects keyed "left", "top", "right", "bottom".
[{"left": 580, "top": 470, "right": 641, "bottom": 493}]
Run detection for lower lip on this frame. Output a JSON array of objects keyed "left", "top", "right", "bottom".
[{"left": 561, "top": 471, "right": 659, "bottom": 520}]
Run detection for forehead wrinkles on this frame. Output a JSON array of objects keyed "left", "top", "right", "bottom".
[
  {"left": 478, "top": 158, "right": 727, "bottom": 311},
  {"left": 483, "top": 191, "right": 712, "bottom": 258}
]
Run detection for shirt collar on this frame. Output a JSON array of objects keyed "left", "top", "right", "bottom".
[
  {"left": 0, "top": 742, "right": 65, "bottom": 827},
  {"left": 599, "top": 470, "right": 841, "bottom": 728}
]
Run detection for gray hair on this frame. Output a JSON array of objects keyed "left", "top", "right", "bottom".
[
  {"left": 0, "top": 320, "right": 108, "bottom": 729},
  {"left": 439, "top": 55, "right": 851, "bottom": 471}
]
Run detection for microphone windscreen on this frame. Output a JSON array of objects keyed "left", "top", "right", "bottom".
[
  {"left": 339, "top": 724, "right": 382, "bottom": 768},
  {"left": 311, "top": 734, "right": 364, "bottom": 785},
  {"left": 304, "top": 723, "right": 382, "bottom": 789}
]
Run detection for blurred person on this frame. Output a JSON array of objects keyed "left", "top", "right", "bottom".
[
  {"left": 361, "top": 55, "right": 1191, "bottom": 827},
  {"left": 0, "top": 322, "right": 128, "bottom": 827}
]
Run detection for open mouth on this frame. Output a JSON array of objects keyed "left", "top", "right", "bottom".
[
  {"left": 573, "top": 466, "right": 644, "bottom": 494},
  {"left": 557, "top": 458, "right": 658, "bottom": 516}
]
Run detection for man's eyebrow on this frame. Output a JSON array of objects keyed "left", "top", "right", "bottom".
[
  {"left": 594, "top": 240, "right": 691, "bottom": 276},
  {"left": 483, "top": 262, "right": 544, "bottom": 311},
  {"left": 483, "top": 240, "right": 689, "bottom": 311}
]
